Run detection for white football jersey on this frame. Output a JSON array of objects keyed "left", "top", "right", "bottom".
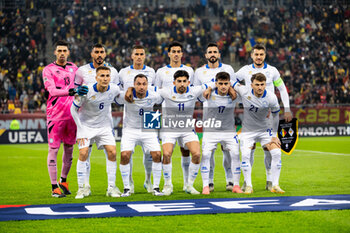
[
  {"left": 158, "top": 84, "right": 208, "bottom": 131},
  {"left": 73, "top": 83, "right": 120, "bottom": 129},
  {"left": 115, "top": 90, "right": 163, "bottom": 130},
  {"left": 75, "top": 62, "right": 120, "bottom": 86},
  {"left": 155, "top": 64, "right": 194, "bottom": 88},
  {"left": 199, "top": 89, "right": 240, "bottom": 132},
  {"left": 193, "top": 63, "right": 236, "bottom": 86},
  {"left": 119, "top": 65, "right": 155, "bottom": 90},
  {"left": 233, "top": 83, "right": 280, "bottom": 133},
  {"left": 235, "top": 63, "right": 280, "bottom": 93}
]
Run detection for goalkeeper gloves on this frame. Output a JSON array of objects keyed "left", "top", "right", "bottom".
[{"left": 68, "top": 86, "right": 89, "bottom": 96}]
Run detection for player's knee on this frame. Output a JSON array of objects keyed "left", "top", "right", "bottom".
[
  {"left": 180, "top": 147, "right": 190, "bottom": 157},
  {"left": 120, "top": 151, "right": 131, "bottom": 165},
  {"left": 152, "top": 151, "right": 161, "bottom": 163},
  {"left": 79, "top": 150, "right": 89, "bottom": 161},
  {"left": 191, "top": 152, "right": 201, "bottom": 164},
  {"left": 107, "top": 149, "right": 116, "bottom": 161}
]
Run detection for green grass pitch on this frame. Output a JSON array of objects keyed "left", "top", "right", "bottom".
[{"left": 0, "top": 136, "right": 350, "bottom": 232}]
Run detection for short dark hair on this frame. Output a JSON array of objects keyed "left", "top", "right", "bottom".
[
  {"left": 96, "top": 66, "right": 110, "bottom": 73},
  {"left": 173, "top": 70, "right": 189, "bottom": 81},
  {"left": 251, "top": 72, "right": 266, "bottom": 82},
  {"left": 134, "top": 74, "right": 148, "bottom": 82},
  {"left": 215, "top": 72, "right": 230, "bottom": 81},
  {"left": 206, "top": 42, "right": 219, "bottom": 52},
  {"left": 252, "top": 43, "right": 266, "bottom": 52},
  {"left": 168, "top": 41, "right": 183, "bottom": 52},
  {"left": 92, "top": 43, "right": 106, "bottom": 51},
  {"left": 132, "top": 45, "right": 145, "bottom": 51},
  {"left": 55, "top": 40, "right": 69, "bottom": 49}
]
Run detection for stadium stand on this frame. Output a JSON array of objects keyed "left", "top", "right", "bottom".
[{"left": 0, "top": 0, "right": 349, "bottom": 113}]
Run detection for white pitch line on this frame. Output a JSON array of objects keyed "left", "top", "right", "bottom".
[{"left": 294, "top": 149, "right": 350, "bottom": 156}]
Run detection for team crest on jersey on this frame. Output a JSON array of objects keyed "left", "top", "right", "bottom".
[
  {"left": 108, "top": 94, "right": 113, "bottom": 100},
  {"left": 166, "top": 71, "right": 169, "bottom": 75},
  {"left": 187, "top": 95, "right": 194, "bottom": 99},
  {"left": 91, "top": 96, "right": 96, "bottom": 100},
  {"left": 146, "top": 99, "right": 152, "bottom": 105},
  {"left": 127, "top": 71, "right": 131, "bottom": 75},
  {"left": 212, "top": 96, "right": 216, "bottom": 100},
  {"left": 88, "top": 71, "right": 92, "bottom": 74},
  {"left": 262, "top": 101, "right": 269, "bottom": 107},
  {"left": 172, "top": 96, "right": 176, "bottom": 100},
  {"left": 203, "top": 71, "right": 207, "bottom": 74},
  {"left": 56, "top": 70, "right": 60, "bottom": 74},
  {"left": 69, "top": 68, "right": 74, "bottom": 73},
  {"left": 249, "top": 71, "right": 252, "bottom": 74},
  {"left": 248, "top": 96, "right": 251, "bottom": 100}
]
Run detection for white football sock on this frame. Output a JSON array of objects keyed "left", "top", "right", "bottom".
[
  {"left": 270, "top": 148, "right": 282, "bottom": 186},
  {"left": 162, "top": 163, "right": 172, "bottom": 186},
  {"left": 201, "top": 152, "right": 211, "bottom": 187},
  {"left": 106, "top": 159, "right": 116, "bottom": 188},
  {"left": 209, "top": 150, "right": 215, "bottom": 184},
  {"left": 223, "top": 150, "right": 233, "bottom": 183},
  {"left": 129, "top": 153, "right": 133, "bottom": 184},
  {"left": 85, "top": 146, "right": 92, "bottom": 186},
  {"left": 77, "top": 160, "right": 87, "bottom": 188},
  {"left": 241, "top": 148, "right": 252, "bottom": 187},
  {"left": 181, "top": 156, "right": 190, "bottom": 186},
  {"left": 152, "top": 162, "right": 162, "bottom": 189},
  {"left": 143, "top": 152, "right": 153, "bottom": 182},
  {"left": 229, "top": 150, "right": 241, "bottom": 186},
  {"left": 188, "top": 162, "right": 200, "bottom": 186},
  {"left": 250, "top": 149, "right": 255, "bottom": 168},
  {"left": 120, "top": 164, "right": 130, "bottom": 189},
  {"left": 264, "top": 150, "right": 272, "bottom": 182}
]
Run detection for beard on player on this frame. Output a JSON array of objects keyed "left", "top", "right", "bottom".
[
  {"left": 95, "top": 56, "right": 105, "bottom": 65},
  {"left": 208, "top": 56, "right": 218, "bottom": 64}
]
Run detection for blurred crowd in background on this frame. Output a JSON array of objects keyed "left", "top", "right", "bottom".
[{"left": 0, "top": 0, "right": 349, "bottom": 113}]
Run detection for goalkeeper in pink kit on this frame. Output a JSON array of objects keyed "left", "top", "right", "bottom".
[{"left": 42, "top": 41, "right": 88, "bottom": 197}]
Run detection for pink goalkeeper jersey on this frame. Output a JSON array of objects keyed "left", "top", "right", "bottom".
[{"left": 42, "top": 62, "right": 78, "bottom": 121}]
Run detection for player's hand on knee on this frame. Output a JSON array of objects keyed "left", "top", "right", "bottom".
[
  {"left": 270, "top": 137, "right": 281, "bottom": 149},
  {"left": 228, "top": 86, "right": 237, "bottom": 100},
  {"left": 77, "top": 138, "right": 88, "bottom": 147},
  {"left": 125, "top": 87, "right": 134, "bottom": 103},
  {"left": 203, "top": 87, "right": 212, "bottom": 99}
]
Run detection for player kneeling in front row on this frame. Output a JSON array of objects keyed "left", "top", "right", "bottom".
[
  {"left": 199, "top": 72, "right": 242, "bottom": 194},
  {"left": 115, "top": 74, "right": 164, "bottom": 197},
  {"left": 71, "top": 66, "right": 122, "bottom": 199},
  {"left": 233, "top": 72, "right": 284, "bottom": 194}
]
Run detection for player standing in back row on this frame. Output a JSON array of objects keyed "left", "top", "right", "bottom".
[
  {"left": 235, "top": 43, "right": 291, "bottom": 191},
  {"left": 154, "top": 41, "right": 194, "bottom": 191},
  {"left": 42, "top": 40, "right": 88, "bottom": 197}
]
